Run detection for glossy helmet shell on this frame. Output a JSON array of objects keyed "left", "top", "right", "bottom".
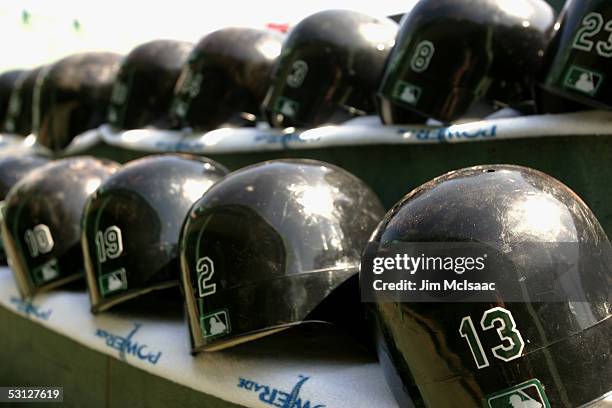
[
  {"left": 35, "top": 52, "right": 122, "bottom": 151},
  {"left": 107, "top": 40, "right": 193, "bottom": 130},
  {"left": 180, "top": 159, "right": 385, "bottom": 352},
  {"left": 378, "top": 0, "right": 556, "bottom": 123},
  {"left": 365, "top": 165, "right": 612, "bottom": 407},
  {"left": 3, "top": 67, "right": 44, "bottom": 136},
  {"left": 263, "top": 10, "right": 402, "bottom": 128},
  {"left": 82, "top": 154, "right": 228, "bottom": 313},
  {"left": 1, "top": 157, "right": 120, "bottom": 297},
  {"left": 170, "top": 28, "right": 284, "bottom": 131},
  {"left": 0, "top": 155, "right": 50, "bottom": 200},
  {"left": 0, "top": 155, "right": 50, "bottom": 264},
  {"left": 0, "top": 69, "right": 26, "bottom": 132}
]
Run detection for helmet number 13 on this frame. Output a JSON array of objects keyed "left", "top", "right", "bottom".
[{"left": 459, "top": 307, "right": 525, "bottom": 369}]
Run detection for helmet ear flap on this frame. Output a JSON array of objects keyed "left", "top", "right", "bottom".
[{"left": 305, "top": 274, "right": 372, "bottom": 350}]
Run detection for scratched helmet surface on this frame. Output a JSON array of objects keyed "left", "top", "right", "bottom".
[
  {"left": 378, "top": 0, "right": 556, "bottom": 123},
  {"left": 0, "top": 155, "right": 50, "bottom": 265},
  {"left": 35, "top": 52, "right": 121, "bottom": 151},
  {"left": 3, "top": 67, "right": 44, "bottom": 136},
  {"left": 107, "top": 40, "right": 192, "bottom": 131},
  {"left": 364, "top": 165, "right": 612, "bottom": 407},
  {"left": 0, "top": 69, "right": 26, "bottom": 132},
  {"left": 1, "top": 157, "right": 120, "bottom": 297},
  {"left": 179, "top": 159, "right": 385, "bottom": 352},
  {"left": 170, "top": 28, "right": 284, "bottom": 131},
  {"left": 262, "top": 10, "right": 414, "bottom": 128},
  {"left": 82, "top": 154, "right": 228, "bottom": 313},
  {"left": 537, "top": 0, "right": 612, "bottom": 112}
]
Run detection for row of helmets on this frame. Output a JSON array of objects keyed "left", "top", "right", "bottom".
[
  {"left": 0, "top": 155, "right": 610, "bottom": 408},
  {"left": 2, "top": 0, "right": 612, "bottom": 154},
  {"left": 0, "top": 1, "right": 610, "bottom": 407}
]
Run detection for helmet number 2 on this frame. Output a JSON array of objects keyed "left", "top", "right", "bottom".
[
  {"left": 410, "top": 41, "right": 435, "bottom": 73},
  {"left": 459, "top": 307, "right": 525, "bottom": 369},
  {"left": 95, "top": 226, "right": 123, "bottom": 264},
  {"left": 196, "top": 256, "right": 216, "bottom": 297}
]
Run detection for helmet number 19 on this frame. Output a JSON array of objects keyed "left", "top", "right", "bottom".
[
  {"left": 459, "top": 307, "right": 525, "bottom": 369},
  {"left": 95, "top": 226, "right": 123, "bottom": 264}
]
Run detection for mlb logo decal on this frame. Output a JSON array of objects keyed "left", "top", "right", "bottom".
[
  {"left": 393, "top": 80, "right": 422, "bottom": 106},
  {"left": 32, "top": 258, "right": 59, "bottom": 284},
  {"left": 485, "top": 379, "right": 550, "bottom": 408},
  {"left": 201, "top": 309, "right": 231, "bottom": 339},
  {"left": 99, "top": 268, "right": 128, "bottom": 297},
  {"left": 564, "top": 65, "right": 603, "bottom": 96},
  {"left": 275, "top": 97, "right": 300, "bottom": 118}
]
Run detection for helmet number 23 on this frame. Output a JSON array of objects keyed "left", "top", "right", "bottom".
[
  {"left": 573, "top": 13, "right": 612, "bottom": 58},
  {"left": 459, "top": 307, "right": 525, "bottom": 369}
]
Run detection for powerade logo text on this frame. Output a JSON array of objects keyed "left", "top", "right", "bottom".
[
  {"left": 9, "top": 296, "right": 52, "bottom": 320},
  {"left": 399, "top": 125, "right": 497, "bottom": 142},
  {"left": 253, "top": 132, "right": 302, "bottom": 147},
  {"left": 95, "top": 323, "right": 162, "bottom": 365},
  {"left": 237, "top": 375, "right": 325, "bottom": 408}
]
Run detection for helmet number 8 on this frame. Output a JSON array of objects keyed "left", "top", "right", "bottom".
[
  {"left": 459, "top": 307, "right": 525, "bottom": 369},
  {"left": 95, "top": 226, "right": 123, "bottom": 263},
  {"left": 410, "top": 41, "right": 435, "bottom": 73}
]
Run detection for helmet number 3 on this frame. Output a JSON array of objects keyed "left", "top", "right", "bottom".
[
  {"left": 286, "top": 60, "right": 308, "bottom": 88},
  {"left": 410, "top": 41, "right": 435, "bottom": 73},
  {"left": 459, "top": 307, "right": 525, "bottom": 369}
]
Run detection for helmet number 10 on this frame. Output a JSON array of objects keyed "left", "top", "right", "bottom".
[
  {"left": 459, "top": 307, "right": 525, "bottom": 369},
  {"left": 24, "top": 224, "right": 54, "bottom": 258}
]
